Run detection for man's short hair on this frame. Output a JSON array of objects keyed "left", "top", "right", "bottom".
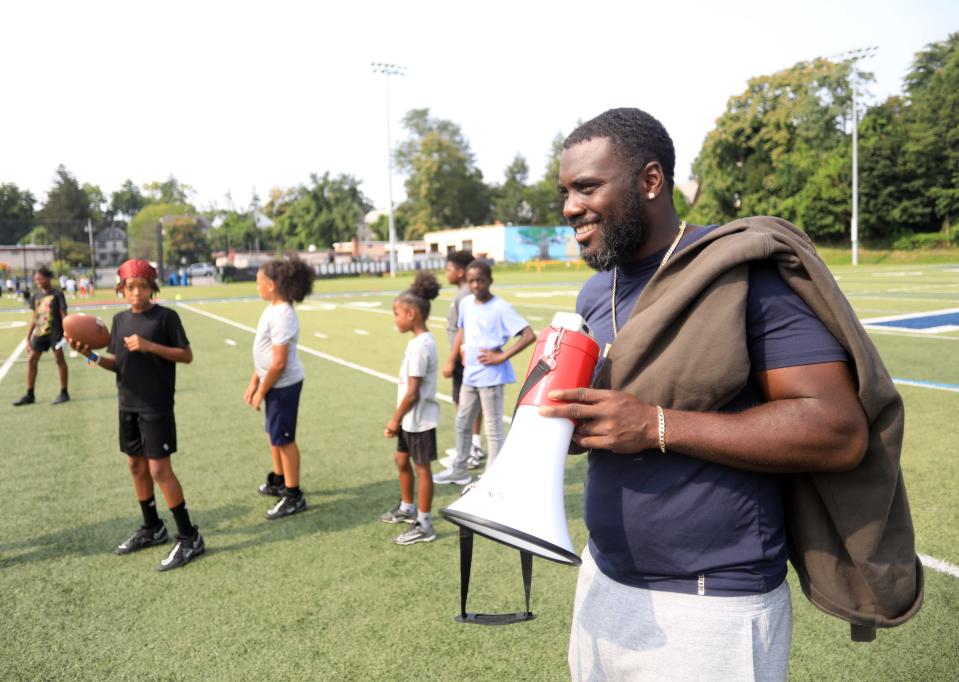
[
  {"left": 35, "top": 265, "right": 54, "bottom": 279},
  {"left": 446, "top": 250, "right": 474, "bottom": 269},
  {"left": 564, "top": 108, "right": 676, "bottom": 188}
]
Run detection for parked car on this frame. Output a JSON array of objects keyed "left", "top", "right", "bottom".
[{"left": 188, "top": 262, "right": 217, "bottom": 277}]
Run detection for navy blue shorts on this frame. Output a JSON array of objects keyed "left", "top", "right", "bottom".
[{"left": 264, "top": 380, "right": 303, "bottom": 446}]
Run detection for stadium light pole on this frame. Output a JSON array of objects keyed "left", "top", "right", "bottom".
[
  {"left": 833, "top": 46, "right": 877, "bottom": 266},
  {"left": 371, "top": 62, "right": 405, "bottom": 277}
]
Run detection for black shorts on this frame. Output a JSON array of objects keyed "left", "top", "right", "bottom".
[
  {"left": 396, "top": 428, "right": 437, "bottom": 466},
  {"left": 264, "top": 380, "right": 303, "bottom": 446},
  {"left": 451, "top": 356, "right": 464, "bottom": 404},
  {"left": 30, "top": 334, "right": 62, "bottom": 353},
  {"left": 119, "top": 411, "right": 177, "bottom": 459}
]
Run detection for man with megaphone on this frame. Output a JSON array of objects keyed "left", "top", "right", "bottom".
[{"left": 542, "top": 109, "right": 921, "bottom": 681}]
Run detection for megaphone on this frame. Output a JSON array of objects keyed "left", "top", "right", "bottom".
[{"left": 441, "top": 312, "right": 599, "bottom": 577}]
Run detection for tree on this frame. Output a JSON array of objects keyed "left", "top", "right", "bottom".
[
  {"left": 164, "top": 216, "right": 210, "bottom": 266},
  {"left": 689, "top": 59, "right": 863, "bottom": 240},
  {"left": 83, "top": 183, "right": 108, "bottom": 225},
  {"left": 275, "top": 172, "right": 373, "bottom": 249},
  {"left": 0, "top": 183, "right": 36, "bottom": 244},
  {"left": 110, "top": 179, "right": 146, "bottom": 224},
  {"left": 902, "top": 33, "right": 959, "bottom": 230},
  {"left": 395, "top": 109, "right": 491, "bottom": 235},
  {"left": 127, "top": 202, "right": 193, "bottom": 261},
  {"left": 143, "top": 176, "right": 194, "bottom": 206},
  {"left": 491, "top": 154, "right": 534, "bottom": 225},
  {"left": 38, "top": 165, "right": 92, "bottom": 243},
  {"left": 524, "top": 132, "right": 566, "bottom": 226},
  {"left": 517, "top": 227, "right": 566, "bottom": 259}
]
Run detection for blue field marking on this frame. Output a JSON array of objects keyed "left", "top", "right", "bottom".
[
  {"left": 893, "top": 378, "right": 959, "bottom": 393},
  {"left": 863, "top": 308, "right": 959, "bottom": 334}
]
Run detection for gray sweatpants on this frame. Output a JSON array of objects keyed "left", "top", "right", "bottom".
[
  {"left": 453, "top": 384, "right": 505, "bottom": 471},
  {"left": 569, "top": 546, "right": 792, "bottom": 682}
]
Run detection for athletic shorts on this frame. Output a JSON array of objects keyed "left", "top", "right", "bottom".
[
  {"left": 119, "top": 411, "right": 177, "bottom": 459},
  {"left": 451, "top": 356, "right": 464, "bottom": 404},
  {"left": 264, "top": 380, "right": 303, "bottom": 446},
  {"left": 30, "top": 334, "right": 62, "bottom": 353},
  {"left": 396, "top": 428, "right": 437, "bottom": 466}
]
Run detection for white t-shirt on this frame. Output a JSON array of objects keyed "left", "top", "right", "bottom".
[
  {"left": 458, "top": 294, "right": 529, "bottom": 387},
  {"left": 253, "top": 302, "right": 304, "bottom": 388},
  {"left": 398, "top": 332, "right": 439, "bottom": 433}
]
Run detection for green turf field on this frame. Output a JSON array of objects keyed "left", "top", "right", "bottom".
[{"left": 1, "top": 264, "right": 957, "bottom": 681}]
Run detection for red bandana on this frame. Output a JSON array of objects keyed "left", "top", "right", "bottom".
[{"left": 117, "top": 259, "right": 157, "bottom": 282}]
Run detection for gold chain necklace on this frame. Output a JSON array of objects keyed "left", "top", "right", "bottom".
[{"left": 611, "top": 220, "right": 686, "bottom": 339}]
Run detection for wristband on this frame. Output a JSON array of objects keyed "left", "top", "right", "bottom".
[
  {"left": 87, "top": 352, "right": 101, "bottom": 366},
  {"left": 656, "top": 405, "right": 666, "bottom": 454}
]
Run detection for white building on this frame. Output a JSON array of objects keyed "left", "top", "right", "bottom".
[{"left": 94, "top": 226, "right": 128, "bottom": 268}]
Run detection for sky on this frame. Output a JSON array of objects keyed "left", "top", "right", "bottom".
[{"left": 1, "top": 0, "right": 956, "bottom": 214}]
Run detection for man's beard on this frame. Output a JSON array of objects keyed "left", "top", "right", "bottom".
[{"left": 580, "top": 191, "right": 647, "bottom": 271}]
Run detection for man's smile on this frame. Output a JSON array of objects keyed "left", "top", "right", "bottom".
[{"left": 573, "top": 221, "right": 600, "bottom": 241}]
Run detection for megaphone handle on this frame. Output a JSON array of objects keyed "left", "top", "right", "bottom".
[
  {"left": 458, "top": 526, "right": 474, "bottom": 619},
  {"left": 520, "top": 550, "right": 533, "bottom": 617}
]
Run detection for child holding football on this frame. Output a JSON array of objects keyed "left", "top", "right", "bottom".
[
  {"left": 67, "top": 259, "right": 204, "bottom": 571},
  {"left": 244, "top": 257, "right": 314, "bottom": 520},
  {"left": 380, "top": 272, "right": 441, "bottom": 545}
]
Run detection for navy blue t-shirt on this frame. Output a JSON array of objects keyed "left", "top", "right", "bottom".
[{"left": 577, "top": 225, "right": 848, "bottom": 596}]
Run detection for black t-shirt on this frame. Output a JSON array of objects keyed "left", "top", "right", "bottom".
[
  {"left": 29, "top": 288, "right": 67, "bottom": 340},
  {"left": 109, "top": 305, "right": 190, "bottom": 415},
  {"left": 577, "top": 225, "right": 849, "bottom": 596}
]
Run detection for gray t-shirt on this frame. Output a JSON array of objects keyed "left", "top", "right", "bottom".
[
  {"left": 398, "top": 332, "right": 439, "bottom": 433},
  {"left": 447, "top": 283, "right": 471, "bottom": 347},
  {"left": 253, "top": 302, "right": 304, "bottom": 388}
]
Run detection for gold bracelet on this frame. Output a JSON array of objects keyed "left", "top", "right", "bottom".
[{"left": 656, "top": 405, "right": 666, "bottom": 453}]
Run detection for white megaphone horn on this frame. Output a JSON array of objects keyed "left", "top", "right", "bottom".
[{"left": 441, "top": 312, "right": 599, "bottom": 575}]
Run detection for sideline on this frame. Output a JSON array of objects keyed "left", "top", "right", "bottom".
[{"left": 0, "top": 339, "right": 27, "bottom": 385}]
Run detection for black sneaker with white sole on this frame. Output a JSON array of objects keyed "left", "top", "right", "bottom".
[
  {"left": 394, "top": 522, "right": 436, "bottom": 545},
  {"left": 265, "top": 493, "right": 307, "bottom": 520},
  {"left": 115, "top": 523, "right": 169, "bottom": 555},
  {"left": 257, "top": 471, "right": 285, "bottom": 497},
  {"left": 158, "top": 528, "right": 205, "bottom": 571},
  {"left": 380, "top": 503, "right": 416, "bottom": 524}
]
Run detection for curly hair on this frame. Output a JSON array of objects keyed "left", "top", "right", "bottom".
[
  {"left": 396, "top": 271, "right": 441, "bottom": 319},
  {"left": 564, "top": 107, "right": 676, "bottom": 188},
  {"left": 261, "top": 257, "right": 314, "bottom": 303},
  {"left": 446, "top": 249, "right": 474, "bottom": 270}
]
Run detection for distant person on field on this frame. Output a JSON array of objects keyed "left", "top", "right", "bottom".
[
  {"left": 435, "top": 260, "right": 535, "bottom": 485},
  {"left": 244, "top": 257, "right": 314, "bottom": 520},
  {"left": 441, "top": 249, "right": 485, "bottom": 469},
  {"left": 381, "top": 272, "right": 442, "bottom": 545},
  {"left": 66, "top": 276, "right": 76, "bottom": 298},
  {"left": 67, "top": 259, "right": 204, "bottom": 571},
  {"left": 13, "top": 265, "right": 69, "bottom": 406}
]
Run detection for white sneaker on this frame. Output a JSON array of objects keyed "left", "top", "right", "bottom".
[
  {"left": 432, "top": 468, "right": 472, "bottom": 485},
  {"left": 444, "top": 447, "right": 457, "bottom": 457},
  {"left": 439, "top": 454, "right": 453, "bottom": 468}
]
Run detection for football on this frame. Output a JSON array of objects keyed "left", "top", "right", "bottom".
[{"left": 63, "top": 313, "right": 111, "bottom": 350}]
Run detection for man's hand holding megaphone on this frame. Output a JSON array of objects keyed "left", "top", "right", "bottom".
[{"left": 539, "top": 388, "right": 660, "bottom": 455}]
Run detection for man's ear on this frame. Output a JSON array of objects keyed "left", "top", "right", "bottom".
[{"left": 639, "top": 161, "right": 665, "bottom": 200}]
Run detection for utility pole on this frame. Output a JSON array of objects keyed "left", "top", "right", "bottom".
[
  {"left": 85, "top": 219, "right": 97, "bottom": 286},
  {"left": 832, "top": 46, "right": 877, "bottom": 266},
  {"left": 371, "top": 62, "right": 406, "bottom": 277}
]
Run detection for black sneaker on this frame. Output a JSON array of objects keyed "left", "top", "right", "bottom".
[
  {"left": 12, "top": 393, "right": 35, "bottom": 406},
  {"left": 51, "top": 390, "right": 70, "bottom": 405},
  {"left": 115, "top": 523, "right": 169, "bottom": 555},
  {"left": 257, "top": 471, "right": 285, "bottom": 497},
  {"left": 266, "top": 493, "right": 307, "bottom": 520},
  {"left": 158, "top": 528, "right": 205, "bottom": 571}
]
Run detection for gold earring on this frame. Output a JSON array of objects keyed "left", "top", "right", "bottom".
[{"left": 647, "top": 192, "right": 655, "bottom": 200}]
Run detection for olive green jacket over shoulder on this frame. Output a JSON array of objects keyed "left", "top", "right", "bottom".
[{"left": 598, "top": 216, "right": 923, "bottom": 641}]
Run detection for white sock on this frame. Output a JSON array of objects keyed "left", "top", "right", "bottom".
[
  {"left": 400, "top": 501, "right": 415, "bottom": 514},
  {"left": 417, "top": 511, "right": 432, "bottom": 529},
  {"left": 471, "top": 434, "right": 482, "bottom": 448}
]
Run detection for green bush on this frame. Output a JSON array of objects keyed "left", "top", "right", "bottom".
[{"left": 891, "top": 230, "right": 958, "bottom": 250}]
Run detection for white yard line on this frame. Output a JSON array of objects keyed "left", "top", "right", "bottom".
[
  {"left": 224, "top": 339, "right": 237, "bottom": 346},
  {"left": 919, "top": 553, "right": 959, "bottom": 579},
  {"left": 0, "top": 339, "right": 27, "bottom": 385},
  {"left": 177, "top": 303, "right": 510, "bottom": 420}
]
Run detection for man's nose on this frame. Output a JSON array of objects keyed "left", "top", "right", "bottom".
[{"left": 563, "top": 193, "right": 584, "bottom": 222}]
